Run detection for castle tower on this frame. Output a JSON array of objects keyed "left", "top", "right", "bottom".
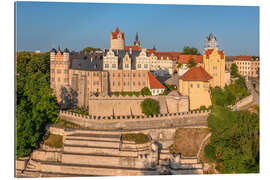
[
  {"left": 134, "top": 32, "right": 140, "bottom": 46},
  {"left": 50, "top": 46, "right": 70, "bottom": 102},
  {"left": 204, "top": 33, "right": 218, "bottom": 50},
  {"left": 203, "top": 34, "right": 225, "bottom": 88},
  {"left": 110, "top": 27, "right": 125, "bottom": 50}
]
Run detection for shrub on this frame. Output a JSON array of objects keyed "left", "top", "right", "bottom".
[
  {"left": 44, "top": 134, "right": 63, "bottom": 148},
  {"left": 140, "top": 87, "right": 151, "bottom": 96},
  {"left": 140, "top": 98, "right": 159, "bottom": 116},
  {"left": 122, "top": 133, "right": 150, "bottom": 144}
]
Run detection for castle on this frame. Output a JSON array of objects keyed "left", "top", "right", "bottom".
[{"left": 50, "top": 27, "right": 225, "bottom": 110}]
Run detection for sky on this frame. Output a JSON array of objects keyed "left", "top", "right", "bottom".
[{"left": 15, "top": 1, "right": 259, "bottom": 56}]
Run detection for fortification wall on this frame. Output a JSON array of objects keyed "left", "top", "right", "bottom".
[
  {"left": 59, "top": 109, "right": 209, "bottom": 131},
  {"left": 88, "top": 95, "right": 189, "bottom": 116},
  {"left": 230, "top": 95, "right": 253, "bottom": 110}
]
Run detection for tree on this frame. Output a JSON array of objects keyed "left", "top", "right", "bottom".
[
  {"left": 230, "top": 63, "right": 239, "bottom": 77},
  {"left": 81, "top": 46, "right": 99, "bottom": 53},
  {"left": 140, "top": 98, "right": 159, "bottom": 116},
  {"left": 205, "top": 106, "right": 259, "bottom": 173},
  {"left": 187, "top": 58, "right": 196, "bottom": 68},
  {"left": 140, "top": 87, "right": 151, "bottom": 96},
  {"left": 182, "top": 46, "right": 200, "bottom": 55},
  {"left": 16, "top": 52, "right": 59, "bottom": 158}
]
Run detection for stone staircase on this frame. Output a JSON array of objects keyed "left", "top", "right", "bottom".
[{"left": 17, "top": 128, "right": 203, "bottom": 177}]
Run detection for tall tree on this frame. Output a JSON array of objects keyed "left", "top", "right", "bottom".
[
  {"left": 187, "top": 58, "right": 196, "bottom": 68},
  {"left": 230, "top": 63, "right": 239, "bottom": 77},
  {"left": 16, "top": 52, "right": 59, "bottom": 158},
  {"left": 182, "top": 46, "right": 200, "bottom": 55},
  {"left": 205, "top": 106, "right": 259, "bottom": 173}
]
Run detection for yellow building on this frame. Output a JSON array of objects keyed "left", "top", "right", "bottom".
[
  {"left": 203, "top": 48, "right": 225, "bottom": 88},
  {"left": 178, "top": 66, "right": 213, "bottom": 110}
]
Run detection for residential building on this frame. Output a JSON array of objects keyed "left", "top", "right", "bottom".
[
  {"left": 179, "top": 66, "right": 213, "bottom": 110},
  {"left": 148, "top": 72, "right": 165, "bottom": 95},
  {"left": 234, "top": 56, "right": 259, "bottom": 78}
]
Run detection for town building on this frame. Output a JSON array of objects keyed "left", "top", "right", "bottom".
[
  {"left": 178, "top": 33, "right": 226, "bottom": 109},
  {"left": 178, "top": 66, "right": 213, "bottom": 110},
  {"left": 234, "top": 56, "right": 259, "bottom": 78}
]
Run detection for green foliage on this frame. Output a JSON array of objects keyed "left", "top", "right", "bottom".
[
  {"left": 16, "top": 52, "right": 59, "bottom": 158},
  {"left": 162, "top": 87, "right": 168, "bottom": 95},
  {"left": 230, "top": 63, "right": 239, "bottom": 77},
  {"left": 210, "top": 76, "right": 250, "bottom": 107},
  {"left": 182, "top": 46, "right": 201, "bottom": 55},
  {"left": 81, "top": 46, "right": 99, "bottom": 53},
  {"left": 199, "top": 105, "right": 207, "bottom": 111},
  {"left": 44, "top": 134, "right": 63, "bottom": 148},
  {"left": 187, "top": 58, "right": 196, "bottom": 68},
  {"left": 140, "top": 87, "right": 152, "bottom": 96},
  {"left": 177, "top": 63, "right": 183, "bottom": 68},
  {"left": 206, "top": 106, "right": 259, "bottom": 173},
  {"left": 140, "top": 98, "right": 159, "bottom": 116},
  {"left": 111, "top": 91, "right": 141, "bottom": 96},
  {"left": 72, "top": 107, "right": 88, "bottom": 115},
  {"left": 122, "top": 133, "right": 150, "bottom": 144},
  {"left": 165, "top": 84, "right": 177, "bottom": 91}
]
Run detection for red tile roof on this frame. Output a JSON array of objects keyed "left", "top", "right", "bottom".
[
  {"left": 178, "top": 55, "right": 203, "bottom": 64},
  {"left": 181, "top": 66, "right": 213, "bottom": 82},
  {"left": 148, "top": 51, "right": 182, "bottom": 61},
  {"left": 148, "top": 72, "right": 165, "bottom": 89},
  {"left": 111, "top": 27, "right": 124, "bottom": 39},
  {"left": 124, "top": 45, "right": 141, "bottom": 50},
  {"left": 204, "top": 49, "right": 224, "bottom": 59},
  {"left": 234, "top": 56, "right": 252, "bottom": 61}
]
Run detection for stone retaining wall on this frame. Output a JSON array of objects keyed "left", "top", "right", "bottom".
[{"left": 58, "top": 110, "right": 210, "bottom": 130}]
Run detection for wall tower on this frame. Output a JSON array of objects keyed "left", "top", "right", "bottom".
[{"left": 110, "top": 27, "right": 125, "bottom": 50}]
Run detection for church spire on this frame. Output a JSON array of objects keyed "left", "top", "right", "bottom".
[{"left": 134, "top": 32, "right": 140, "bottom": 46}]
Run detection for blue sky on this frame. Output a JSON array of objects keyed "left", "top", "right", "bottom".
[{"left": 16, "top": 2, "right": 259, "bottom": 55}]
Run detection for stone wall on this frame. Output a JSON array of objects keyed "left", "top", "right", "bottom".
[
  {"left": 88, "top": 95, "right": 189, "bottom": 116},
  {"left": 32, "top": 150, "right": 62, "bottom": 162},
  {"left": 230, "top": 95, "right": 253, "bottom": 111},
  {"left": 59, "top": 109, "right": 210, "bottom": 131}
]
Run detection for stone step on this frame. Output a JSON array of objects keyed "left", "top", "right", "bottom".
[
  {"left": 40, "top": 161, "right": 159, "bottom": 176},
  {"left": 179, "top": 158, "right": 198, "bottom": 164},
  {"left": 66, "top": 133, "right": 121, "bottom": 141},
  {"left": 64, "top": 138, "right": 120, "bottom": 148},
  {"left": 63, "top": 144, "right": 138, "bottom": 157},
  {"left": 61, "top": 152, "right": 139, "bottom": 168},
  {"left": 171, "top": 168, "right": 203, "bottom": 175}
]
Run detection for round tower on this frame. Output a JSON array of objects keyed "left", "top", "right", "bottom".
[
  {"left": 50, "top": 48, "right": 57, "bottom": 90},
  {"left": 110, "top": 27, "right": 125, "bottom": 50}
]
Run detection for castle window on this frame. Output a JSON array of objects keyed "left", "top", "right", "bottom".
[
  {"left": 64, "top": 78, "right": 68, "bottom": 82},
  {"left": 118, "top": 73, "right": 120, "bottom": 77},
  {"left": 143, "top": 73, "right": 145, "bottom": 77},
  {"left": 57, "top": 69, "right": 61, "bottom": 73},
  {"left": 143, "top": 81, "right": 145, "bottom": 86},
  {"left": 133, "top": 73, "right": 136, "bottom": 77},
  {"left": 144, "top": 64, "right": 148, "bottom": 68},
  {"left": 123, "top": 73, "right": 126, "bottom": 77},
  {"left": 138, "top": 73, "right": 141, "bottom": 77},
  {"left": 113, "top": 73, "right": 115, "bottom": 77},
  {"left": 197, "top": 84, "right": 200, "bottom": 88},
  {"left": 96, "top": 81, "right": 99, "bottom": 85},
  {"left": 124, "top": 82, "right": 126, "bottom": 86},
  {"left": 58, "top": 78, "right": 60, "bottom": 82},
  {"left": 137, "top": 64, "right": 141, "bottom": 68},
  {"left": 51, "top": 78, "right": 54, "bottom": 81},
  {"left": 113, "top": 81, "right": 115, "bottom": 86},
  {"left": 64, "top": 70, "right": 67, "bottom": 74},
  {"left": 51, "top": 69, "right": 55, "bottom": 73},
  {"left": 133, "top": 81, "right": 135, "bottom": 86},
  {"left": 138, "top": 82, "right": 141, "bottom": 86},
  {"left": 105, "top": 64, "right": 109, "bottom": 68},
  {"left": 60, "top": 61, "right": 62, "bottom": 64},
  {"left": 118, "top": 81, "right": 120, "bottom": 86},
  {"left": 104, "top": 74, "right": 107, "bottom": 78},
  {"left": 112, "top": 64, "right": 116, "bottom": 68},
  {"left": 125, "top": 64, "right": 129, "bottom": 68},
  {"left": 128, "top": 82, "right": 130, "bottom": 85},
  {"left": 127, "top": 73, "right": 129, "bottom": 77},
  {"left": 190, "top": 83, "right": 193, "bottom": 88}
]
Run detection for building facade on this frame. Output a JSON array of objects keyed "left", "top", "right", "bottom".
[{"left": 234, "top": 56, "right": 259, "bottom": 78}]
